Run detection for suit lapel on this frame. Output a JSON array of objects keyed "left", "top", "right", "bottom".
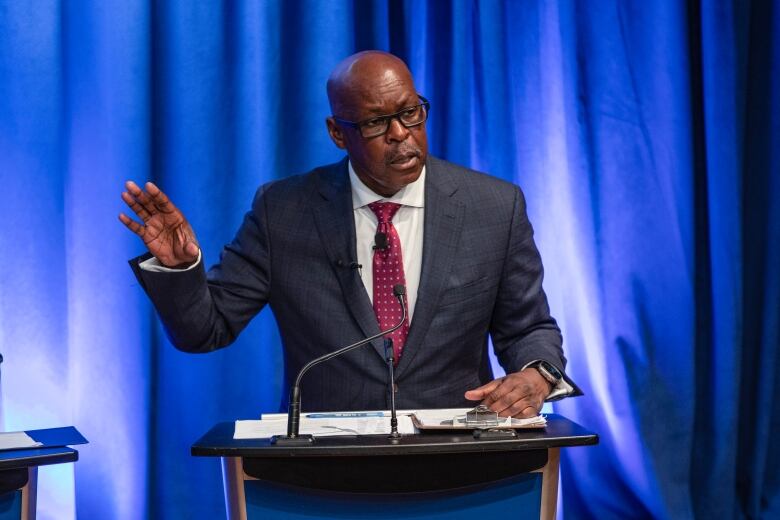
[
  {"left": 312, "top": 159, "right": 386, "bottom": 357},
  {"left": 395, "top": 158, "right": 465, "bottom": 379}
]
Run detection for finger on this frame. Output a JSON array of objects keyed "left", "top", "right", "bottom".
[
  {"left": 514, "top": 405, "right": 541, "bottom": 419},
  {"left": 487, "top": 384, "right": 538, "bottom": 415},
  {"left": 481, "top": 378, "right": 532, "bottom": 409},
  {"left": 464, "top": 378, "right": 503, "bottom": 401},
  {"left": 520, "top": 400, "right": 542, "bottom": 417},
  {"left": 184, "top": 241, "right": 200, "bottom": 258},
  {"left": 174, "top": 225, "right": 199, "bottom": 262},
  {"left": 486, "top": 376, "right": 543, "bottom": 413},
  {"left": 490, "top": 392, "right": 542, "bottom": 417},
  {"left": 118, "top": 213, "right": 145, "bottom": 237},
  {"left": 495, "top": 396, "right": 539, "bottom": 418},
  {"left": 125, "top": 180, "right": 142, "bottom": 196},
  {"left": 483, "top": 385, "right": 531, "bottom": 417},
  {"left": 507, "top": 395, "right": 546, "bottom": 418},
  {"left": 121, "top": 191, "right": 152, "bottom": 221},
  {"left": 145, "top": 182, "right": 176, "bottom": 214},
  {"left": 125, "top": 180, "right": 158, "bottom": 217}
]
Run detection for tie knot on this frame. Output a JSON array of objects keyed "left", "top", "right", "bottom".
[{"left": 368, "top": 202, "right": 402, "bottom": 223}]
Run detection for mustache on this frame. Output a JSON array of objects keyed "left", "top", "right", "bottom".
[{"left": 385, "top": 145, "right": 422, "bottom": 164}]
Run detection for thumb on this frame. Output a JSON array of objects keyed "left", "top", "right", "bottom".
[
  {"left": 184, "top": 241, "right": 200, "bottom": 258},
  {"left": 464, "top": 379, "right": 502, "bottom": 401}
]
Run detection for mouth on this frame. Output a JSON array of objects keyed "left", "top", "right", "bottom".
[{"left": 389, "top": 150, "right": 421, "bottom": 170}]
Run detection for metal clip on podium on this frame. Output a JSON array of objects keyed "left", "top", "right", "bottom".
[{"left": 465, "top": 405, "right": 518, "bottom": 439}]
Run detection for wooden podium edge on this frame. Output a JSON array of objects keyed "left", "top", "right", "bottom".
[
  {"left": 222, "top": 457, "right": 247, "bottom": 520},
  {"left": 536, "top": 447, "right": 559, "bottom": 520},
  {"left": 21, "top": 466, "right": 37, "bottom": 520}
]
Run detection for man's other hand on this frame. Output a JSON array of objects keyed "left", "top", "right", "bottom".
[
  {"left": 464, "top": 368, "right": 552, "bottom": 418},
  {"left": 119, "top": 181, "right": 200, "bottom": 268}
]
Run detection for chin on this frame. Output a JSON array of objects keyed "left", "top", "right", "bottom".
[
  {"left": 391, "top": 168, "right": 422, "bottom": 189},
  {"left": 407, "top": 168, "right": 423, "bottom": 183},
  {"left": 390, "top": 159, "right": 423, "bottom": 177}
]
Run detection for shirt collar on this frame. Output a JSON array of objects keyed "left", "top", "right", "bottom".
[{"left": 348, "top": 160, "right": 426, "bottom": 210}]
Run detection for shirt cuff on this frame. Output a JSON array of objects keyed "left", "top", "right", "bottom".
[
  {"left": 138, "top": 250, "right": 202, "bottom": 273},
  {"left": 522, "top": 359, "right": 575, "bottom": 401}
]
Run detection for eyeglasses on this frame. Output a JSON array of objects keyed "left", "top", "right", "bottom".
[{"left": 333, "top": 95, "right": 430, "bottom": 138}]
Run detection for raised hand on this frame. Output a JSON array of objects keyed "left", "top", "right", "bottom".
[
  {"left": 464, "top": 368, "right": 552, "bottom": 418},
  {"left": 119, "top": 181, "right": 200, "bottom": 268}
]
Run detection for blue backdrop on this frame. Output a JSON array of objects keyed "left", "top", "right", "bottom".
[{"left": 1, "top": 1, "right": 778, "bottom": 518}]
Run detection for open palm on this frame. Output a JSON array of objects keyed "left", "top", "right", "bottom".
[{"left": 119, "top": 181, "right": 200, "bottom": 268}]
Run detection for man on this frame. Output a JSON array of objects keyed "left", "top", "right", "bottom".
[{"left": 120, "top": 51, "right": 581, "bottom": 416}]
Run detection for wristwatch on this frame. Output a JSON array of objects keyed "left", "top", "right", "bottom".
[{"left": 529, "top": 360, "right": 563, "bottom": 386}]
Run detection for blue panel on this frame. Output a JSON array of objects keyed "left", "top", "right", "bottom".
[
  {"left": 0, "top": 491, "right": 21, "bottom": 520},
  {"left": 244, "top": 475, "right": 541, "bottom": 519}
]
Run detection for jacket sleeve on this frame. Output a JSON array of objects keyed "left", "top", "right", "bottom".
[
  {"left": 489, "top": 186, "right": 583, "bottom": 396},
  {"left": 129, "top": 185, "right": 272, "bottom": 353}
]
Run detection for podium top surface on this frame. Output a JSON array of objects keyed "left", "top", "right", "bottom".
[
  {"left": 191, "top": 413, "right": 598, "bottom": 458},
  {"left": 0, "top": 426, "right": 87, "bottom": 471},
  {"left": 0, "top": 447, "right": 78, "bottom": 470}
]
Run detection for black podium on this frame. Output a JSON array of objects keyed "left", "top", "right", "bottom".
[
  {"left": 0, "top": 427, "right": 87, "bottom": 520},
  {"left": 192, "top": 414, "right": 597, "bottom": 520}
]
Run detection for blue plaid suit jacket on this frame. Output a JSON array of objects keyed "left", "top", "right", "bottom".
[{"left": 131, "top": 156, "right": 580, "bottom": 411}]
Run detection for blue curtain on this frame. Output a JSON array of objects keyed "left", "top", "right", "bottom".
[{"left": 1, "top": 1, "right": 777, "bottom": 518}]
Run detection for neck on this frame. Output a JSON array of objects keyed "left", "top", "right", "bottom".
[{"left": 354, "top": 171, "right": 401, "bottom": 198}]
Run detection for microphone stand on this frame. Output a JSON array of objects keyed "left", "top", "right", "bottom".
[
  {"left": 384, "top": 338, "right": 400, "bottom": 440},
  {"left": 272, "top": 285, "right": 407, "bottom": 445}
]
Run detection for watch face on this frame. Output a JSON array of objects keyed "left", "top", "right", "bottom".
[{"left": 539, "top": 361, "right": 562, "bottom": 382}]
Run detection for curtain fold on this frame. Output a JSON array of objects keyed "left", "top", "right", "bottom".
[{"left": 0, "top": 1, "right": 776, "bottom": 518}]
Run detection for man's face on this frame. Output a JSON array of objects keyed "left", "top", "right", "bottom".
[{"left": 327, "top": 64, "right": 429, "bottom": 197}]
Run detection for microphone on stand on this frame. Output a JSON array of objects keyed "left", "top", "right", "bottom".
[
  {"left": 384, "top": 338, "right": 400, "bottom": 440},
  {"left": 272, "top": 284, "right": 407, "bottom": 445}
]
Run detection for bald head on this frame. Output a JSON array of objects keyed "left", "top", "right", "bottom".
[
  {"left": 324, "top": 51, "right": 428, "bottom": 198},
  {"left": 327, "top": 51, "right": 415, "bottom": 118}
]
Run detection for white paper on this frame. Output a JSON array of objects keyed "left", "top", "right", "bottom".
[
  {"left": 259, "top": 410, "right": 417, "bottom": 421},
  {"left": 237, "top": 408, "right": 546, "bottom": 439},
  {"left": 0, "top": 431, "right": 43, "bottom": 450},
  {"left": 235, "top": 415, "right": 416, "bottom": 439}
]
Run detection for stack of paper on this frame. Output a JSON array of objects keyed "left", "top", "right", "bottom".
[
  {"left": 234, "top": 411, "right": 416, "bottom": 440},
  {"left": 234, "top": 408, "right": 546, "bottom": 439},
  {"left": 0, "top": 431, "right": 43, "bottom": 451}
]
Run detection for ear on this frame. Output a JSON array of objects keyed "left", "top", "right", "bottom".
[{"left": 326, "top": 117, "right": 347, "bottom": 149}]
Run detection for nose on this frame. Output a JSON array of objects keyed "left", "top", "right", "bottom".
[{"left": 385, "top": 116, "right": 410, "bottom": 142}]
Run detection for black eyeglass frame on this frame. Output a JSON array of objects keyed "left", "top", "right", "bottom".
[{"left": 333, "top": 95, "right": 430, "bottom": 138}]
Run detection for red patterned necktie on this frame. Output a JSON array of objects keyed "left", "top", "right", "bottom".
[{"left": 368, "top": 202, "right": 409, "bottom": 364}]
